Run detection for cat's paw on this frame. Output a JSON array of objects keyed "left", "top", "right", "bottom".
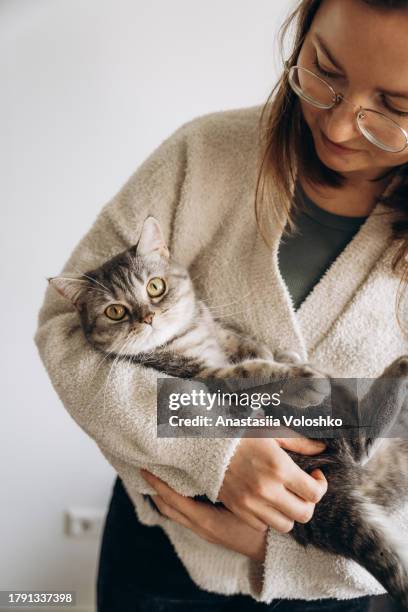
[
  {"left": 385, "top": 355, "right": 408, "bottom": 378},
  {"left": 274, "top": 349, "right": 303, "bottom": 365},
  {"left": 281, "top": 364, "right": 331, "bottom": 408},
  {"left": 255, "top": 346, "right": 275, "bottom": 360}
]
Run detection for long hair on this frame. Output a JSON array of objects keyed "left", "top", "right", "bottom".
[{"left": 255, "top": 0, "right": 408, "bottom": 284}]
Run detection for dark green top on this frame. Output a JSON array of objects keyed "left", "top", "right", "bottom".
[{"left": 278, "top": 182, "right": 368, "bottom": 311}]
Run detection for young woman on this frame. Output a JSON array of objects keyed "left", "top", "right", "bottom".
[{"left": 35, "top": 0, "right": 408, "bottom": 610}]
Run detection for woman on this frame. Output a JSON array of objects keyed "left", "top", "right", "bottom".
[{"left": 35, "top": 0, "right": 408, "bottom": 610}]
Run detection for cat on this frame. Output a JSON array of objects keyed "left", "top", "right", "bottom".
[
  {"left": 48, "top": 216, "right": 408, "bottom": 607},
  {"left": 48, "top": 216, "right": 328, "bottom": 400}
]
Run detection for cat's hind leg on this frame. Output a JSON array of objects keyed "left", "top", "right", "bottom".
[
  {"left": 293, "top": 494, "right": 408, "bottom": 608},
  {"left": 347, "top": 499, "right": 408, "bottom": 608}
]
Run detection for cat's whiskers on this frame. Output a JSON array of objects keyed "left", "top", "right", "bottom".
[
  {"left": 187, "top": 252, "right": 222, "bottom": 284},
  {"left": 89, "top": 336, "right": 129, "bottom": 383},
  {"left": 61, "top": 271, "right": 111, "bottom": 299},
  {"left": 205, "top": 291, "right": 255, "bottom": 312},
  {"left": 52, "top": 276, "right": 109, "bottom": 298},
  {"left": 140, "top": 346, "right": 158, "bottom": 362},
  {"left": 86, "top": 287, "right": 111, "bottom": 298},
  {"left": 188, "top": 271, "right": 207, "bottom": 284},
  {"left": 210, "top": 309, "right": 251, "bottom": 320},
  {"left": 66, "top": 266, "right": 111, "bottom": 293},
  {"left": 57, "top": 277, "right": 90, "bottom": 283}
]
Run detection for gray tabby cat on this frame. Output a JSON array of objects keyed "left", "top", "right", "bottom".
[
  {"left": 49, "top": 216, "right": 326, "bottom": 395},
  {"left": 49, "top": 216, "right": 408, "bottom": 607}
]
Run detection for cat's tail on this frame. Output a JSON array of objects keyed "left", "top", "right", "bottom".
[
  {"left": 355, "top": 356, "right": 408, "bottom": 462},
  {"left": 354, "top": 500, "right": 408, "bottom": 608},
  {"left": 293, "top": 494, "right": 408, "bottom": 608}
]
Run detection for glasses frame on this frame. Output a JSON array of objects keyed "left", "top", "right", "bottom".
[{"left": 285, "top": 63, "right": 408, "bottom": 154}]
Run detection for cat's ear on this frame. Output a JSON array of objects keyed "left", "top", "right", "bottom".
[
  {"left": 136, "top": 216, "right": 170, "bottom": 259},
  {"left": 47, "top": 276, "right": 84, "bottom": 310}
]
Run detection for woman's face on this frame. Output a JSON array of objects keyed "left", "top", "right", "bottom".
[{"left": 297, "top": 0, "right": 408, "bottom": 180}]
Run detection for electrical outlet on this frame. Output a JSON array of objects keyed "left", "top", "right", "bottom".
[{"left": 65, "top": 507, "right": 106, "bottom": 538}]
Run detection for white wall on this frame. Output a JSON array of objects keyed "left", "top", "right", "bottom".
[{"left": 1, "top": 1, "right": 294, "bottom": 610}]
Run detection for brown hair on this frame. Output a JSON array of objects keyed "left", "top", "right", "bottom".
[{"left": 255, "top": 0, "right": 408, "bottom": 277}]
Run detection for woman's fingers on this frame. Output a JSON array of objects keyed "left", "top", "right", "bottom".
[
  {"left": 275, "top": 437, "right": 328, "bottom": 501},
  {"left": 252, "top": 491, "right": 314, "bottom": 526},
  {"left": 151, "top": 494, "right": 218, "bottom": 545},
  {"left": 141, "top": 469, "right": 196, "bottom": 512},
  {"left": 140, "top": 470, "right": 276, "bottom": 561},
  {"left": 239, "top": 484, "right": 316, "bottom": 528},
  {"left": 141, "top": 471, "right": 223, "bottom": 545},
  {"left": 141, "top": 469, "right": 217, "bottom": 527},
  {"left": 245, "top": 500, "right": 295, "bottom": 534},
  {"left": 284, "top": 459, "right": 328, "bottom": 503},
  {"left": 276, "top": 436, "right": 326, "bottom": 456},
  {"left": 310, "top": 468, "right": 328, "bottom": 489},
  {"left": 269, "top": 489, "right": 315, "bottom": 524},
  {"left": 140, "top": 462, "right": 327, "bottom": 542},
  {"left": 287, "top": 467, "right": 327, "bottom": 503},
  {"left": 151, "top": 494, "right": 193, "bottom": 529},
  {"left": 229, "top": 508, "right": 269, "bottom": 533},
  {"left": 263, "top": 443, "right": 327, "bottom": 504}
]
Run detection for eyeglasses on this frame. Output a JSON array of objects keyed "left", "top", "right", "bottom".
[{"left": 286, "top": 64, "right": 408, "bottom": 154}]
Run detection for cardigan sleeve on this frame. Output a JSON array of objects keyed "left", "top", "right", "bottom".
[{"left": 34, "top": 121, "right": 241, "bottom": 502}]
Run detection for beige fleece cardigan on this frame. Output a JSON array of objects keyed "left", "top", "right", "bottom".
[{"left": 34, "top": 105, "right": 408, "bottom": 602}]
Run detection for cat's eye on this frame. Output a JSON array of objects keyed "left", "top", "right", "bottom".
[
  {"left": 105, "top": 304, "right": 127, "bottom": 321},
  {"left": 146, "top": 277, "right": 166, "bottom": 298}
]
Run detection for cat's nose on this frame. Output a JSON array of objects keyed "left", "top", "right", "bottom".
[{"left": 142, "top": 311, "right": 155, "bottom": 325}]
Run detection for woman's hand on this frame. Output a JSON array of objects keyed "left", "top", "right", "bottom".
[
  {"left": 140, "top": 469, "right": 267, "bottom": 562},
  {"left": 217, "top": 436, "right": 328, "bottom": 533}
]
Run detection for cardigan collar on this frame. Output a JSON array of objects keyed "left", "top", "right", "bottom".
[{"left": 245, "top": 171, "right": 401, "bottom": 360}]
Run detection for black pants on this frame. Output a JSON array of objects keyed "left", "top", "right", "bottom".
[{"left": 96, "top": 477, "right": 375, "bottom": 612}]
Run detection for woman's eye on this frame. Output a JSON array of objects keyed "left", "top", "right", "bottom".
[
  {"left": 313, "top": 59, "right": 341, "bottom": 80},
  {"left": 146, "top": 277, "right": 166, "bottom": 298},
  {"left": 105, "top": 304, "right": 127, "bottom": 320},
  {"left": 381, "top": 95, "right": 408, "bottom": 118}
]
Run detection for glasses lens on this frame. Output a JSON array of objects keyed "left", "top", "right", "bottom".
[
  {"left": 288, "top": 67, "right": 336, "bottom": 109},
  {"left": 357, "top": 110, "right": 407, "bottom": 153}
]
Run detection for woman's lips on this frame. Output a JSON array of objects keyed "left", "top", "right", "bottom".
[{"left": 320, "top": 130, "right": 360, "bottom": 155}]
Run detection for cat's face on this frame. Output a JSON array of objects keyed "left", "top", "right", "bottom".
[{"left": 49, "top": 217, "right": 196, "bottom": 355}]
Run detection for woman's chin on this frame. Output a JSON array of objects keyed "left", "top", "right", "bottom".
[{"left": 313, "top": 129, "right": 366, "bottom": 173}]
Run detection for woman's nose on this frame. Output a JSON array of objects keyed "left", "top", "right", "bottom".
[{"left": 323, "top": 101, "right": 360, "bottom": 143}]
